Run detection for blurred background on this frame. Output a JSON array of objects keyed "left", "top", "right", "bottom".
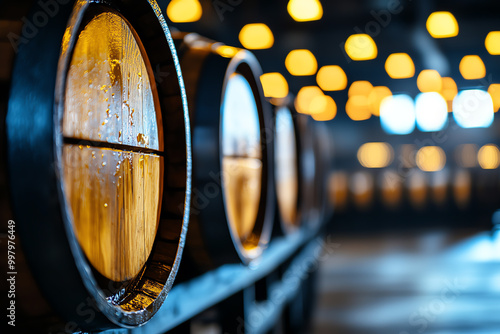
[{"left": 159, "top": 0, "right": 500, "bottom": 333}]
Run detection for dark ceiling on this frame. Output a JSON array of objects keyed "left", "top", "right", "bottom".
[{"left": 157, "top": 0, "right": 500, "bottom": 144}]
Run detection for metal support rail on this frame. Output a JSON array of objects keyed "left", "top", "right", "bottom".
[{"left": 100, "top": 229, "right": 322, "bottom": 333}]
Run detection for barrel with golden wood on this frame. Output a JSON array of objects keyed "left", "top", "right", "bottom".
[
  {"left": 271, "top": 99, "right": 316, "bottom": 235},
  {"left": 2, "top": 0, "right": 190, "bottom": 330},
  {"left": 173, "top": 33, "right": 274, "bottom": 271},
  {"left": 273, "top": 103, "right": 302, "bottom": 235}
]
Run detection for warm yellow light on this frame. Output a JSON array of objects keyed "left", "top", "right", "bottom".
[
  {"left": 488, "top": 84, "right": 500, "bottom": 112},
  {"left": 316, "top": 65, "right": 347, "bottom": 91},
  {"left": 416, "top": 146, "right": 446, "bottom": 172},
  {"left": 260, "top": 73, "right": 288, "bottom": 99},
  {"left": 238, "top": 23, "right": 274, "bottom": 50},
  {"left": 453, "top": 170, "right": 471, "bottom": 209},
  {"left": 368, "top": 86, "right": 392, "bottom": 116},
  {"left": 216, "top": 45, "right": 239, "bottom": 58},
  {"left": 485, "top": 31, "right": 500, "bottom": 55},
  {"left": 408, "top": 171, "right": 427, "bottom": 209},
  {"left": 346, "top": 95, "right": 371, "bottom": 121},
  {"left": 287, "top": 0, "right": 323, "bottom": 22},
  {"left": 350, "top": 171, "right": 374, "bottom": 209},
  {"left": 426, "top": 11, "right": 459, "bottom": 38},
  {"left": 285, "top": 49, "right": 318, "bottom": 76},
  {"left": 441, "top": 77, "right": 457, "bottom": 112},
  {"left": 308, "top": 95, "right": 328, "bottom": 114},
  {"left": 344, "top": 34, "right": 377, "bottom": 61},
  {"left": 357, "top": 142, "right": 394, "bottom": 168},
  {"left": 478, "top": 144, "right": 500, "bottom": 169},
  {"left": 295, "top": 86, "right": 324, "bottom": 114},
  {"left": 431, "top": 172, "right": 448, "bottom": 206},
  {"left": 310, "top": 95, "right": 337, "bottom": 121},
  {"left": 417, "top": 69, "right": 442, "bottom": 93},
  {"left": 380, "top": 170, "right": 403, "bottom": 208},
  {"left": 167, "top": 0, "right": 202, "bottom": 23},
  {"left": 348, "top": 80, "right": 373, "bottom": 97},
  {"left": 459, "top": 55, "right": 486, "bottom": 80},
  {"left": 385, "top": 53, "right": 415, "bottom": 79},
  {"left": 329, "top": 172, "right": 348, "bottom": 211}
]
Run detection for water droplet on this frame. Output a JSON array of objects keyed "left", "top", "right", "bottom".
[
  {"left": 137, "top": 133, "right": 149, "bottom": 145},
  {"left": 104, "top": 203, "right": 108, "bottom": 208},
  {"left": 102, "top": 162, "right": 107, "bottom": 166}
]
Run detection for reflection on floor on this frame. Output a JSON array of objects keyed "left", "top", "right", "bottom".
[{"left": 313, "top": 229, "right": 500, "bottom": 334}]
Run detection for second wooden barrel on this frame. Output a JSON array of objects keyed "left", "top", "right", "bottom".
[{"left": 174, "top": 33, "right": 275, "bottom": 271}]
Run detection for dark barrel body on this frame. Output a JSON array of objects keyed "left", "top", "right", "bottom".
[
  {"left": 173, "top": 33, "right": 275, "bottom": 274},
  {"left": 1, "top": 0, "right": 191, "bottom": 331}
]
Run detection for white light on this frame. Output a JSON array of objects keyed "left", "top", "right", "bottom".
[
  {"left": 221, "top": 73, "right": 261, "bottom": 157},
  {"left": 380, "top": 94, "right": 415, "bottom": 135},
  {"left": 453, "top": 90, "right": 494, "bottom": 128},
  {"left": 415, "top": 92, "right": 448, "bottom": 132}
]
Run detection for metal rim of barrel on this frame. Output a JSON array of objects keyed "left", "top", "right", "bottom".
[
  {"left": 172, "top": 32, "right": 276, "bottom": 272},
  {"left": 5, "top": 0, "right": 191, "bottom": 330}
]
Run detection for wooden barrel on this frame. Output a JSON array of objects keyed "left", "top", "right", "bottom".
[
  {"left": 328, "top": 171, "right": 349, "bottom": 212},
  {"left": 270, "top": 100, "right": 316, "bottom": 236},
  {"left": 406, "top": 169, "right": 428, "bottom": 210},
  {"left": 350, "top": 171, "right": 375, "bottom": 210},
  {"left": 313, "top": 121, "right": 335, "bottom": 225},
  {"left": 453, "top": 169, "right": 471, "bottom": 209},
  {"left": 173, "top": 33, "right": 275, "bottom": 271},
  {"left": 379, "top": 169, "right": 404, "bottom": 209},
  {"left": 299, "top": 117, "right": 333, "bottom": 230},
  {"left": 2, "top": 0, "right": 191, "bottom": 330}
]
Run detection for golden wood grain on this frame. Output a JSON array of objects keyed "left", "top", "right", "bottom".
[
  {"left": 222, "top": 157, "right": 262, "bottom": 244},
  {"left": 62, "top": 12, "right": 162, "bottom": 282}
]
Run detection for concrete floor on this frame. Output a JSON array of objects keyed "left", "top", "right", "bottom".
[{"left": 312, "top": 229, "right": 500, "bottom": 334}]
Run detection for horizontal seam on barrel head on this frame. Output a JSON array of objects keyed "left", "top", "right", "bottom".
[{"left": 63, "top": 136, "right": 164, "bottom": 156}]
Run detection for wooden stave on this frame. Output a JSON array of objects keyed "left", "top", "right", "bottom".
[{"left": 3, "top": 0, "right": 191, "bottom": 330}]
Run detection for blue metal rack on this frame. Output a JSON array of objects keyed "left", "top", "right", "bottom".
[{"left": 100, "top": 229, "right": 324, "bottom": 334}]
